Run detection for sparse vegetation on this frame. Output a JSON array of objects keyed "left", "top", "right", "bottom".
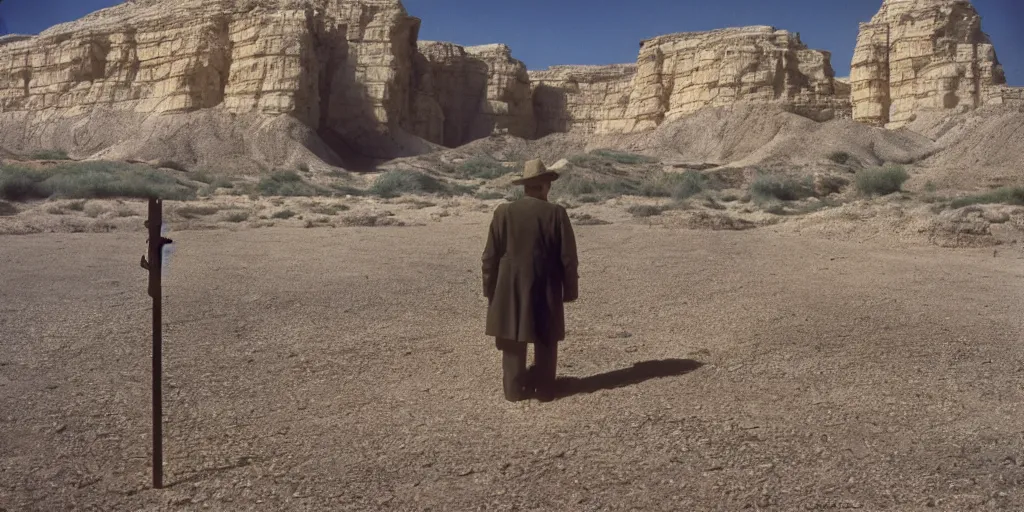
[
  {"left": 924, "top": 180, "right": 937, "bottom": 193},
  {"left": 368, "top": 170, "right": 449, "bottom": 198},
  {"left": 297, "top": 162, "right": 310, "bottom": 173},
  {"left": 30, "top": 149, "right": 70, "bottom": 161},
  {"left": 0, "top": 161, "right": 197, "bottom": 202},
  {"left": 0, "top": 200, "right": 17, "bottom": 216},
  {"left": 175, "top": 204, "right": 221, "bottom": 218},
  {"left": 475, "top": 190, "right": 505, "bottom": 201},
  {"left": 311, "top": 204, "right": 349, "bottom": 215},
  {"left": 949, "top": 187, "right": 1024, "bottom": 209},
  {"left": 570, "top": 149, "right": 657, "bottom": 167},
  {"left": 749, "top": 175, "right": 815, "bottom": 202},
  {"left": 157, "top": 160, "right": 188, "bottom": 172},
  {"left": 827, "top": 151, "right": 852, "bottom": 165},
  {"left": 225, "top": 211, "right": 250, "bottom": 223},
  {"left": 627, "top": 204, "right": 667, "bottom": 217},
  {"left": 259, "top": 170, "right": 331, "bottom": 197},
  {"left": 458, "top": 156, "right": 515, "bottom": 180},
  {"left": 854, "top": 166, "right": 910, "bottom": 197},
  {"left": 271, "top": 209, "right": 296, "bottom": 219}
]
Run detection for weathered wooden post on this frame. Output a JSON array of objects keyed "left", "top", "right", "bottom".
[{"left": 140, "top": 197, "right": 172, "bottom": 489}]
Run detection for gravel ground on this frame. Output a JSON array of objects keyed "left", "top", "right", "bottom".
[{"left": 2, "top": 219, "right": 1024, "bottom": 511}]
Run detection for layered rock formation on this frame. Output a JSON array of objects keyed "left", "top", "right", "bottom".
[
  {"left": 850, "top": 0, "right": 1023, "bottom": 128},
  {"left": 0, "top": 0, "right": 1017, "bottom": 168},
  {"left": 0, "top": 0, "right": 430, "bottom": 167},
  {"left": 530, "top": 64, "right": 637, "bottom": 137},
  {"left": 531, "top": 27, "right": 850, "bottom": 136},
  {"left": 412, "top": 41, "right": 534, "bottom": 147}
]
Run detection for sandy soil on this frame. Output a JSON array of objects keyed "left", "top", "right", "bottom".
[{"left": 2, "top": 212, "right": 1024, "bottom": 511}]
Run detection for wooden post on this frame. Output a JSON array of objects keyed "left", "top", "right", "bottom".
[{"left": 141, "top": 197, "right": 171, "bottom": 489}]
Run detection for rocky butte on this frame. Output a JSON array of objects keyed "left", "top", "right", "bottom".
[
  {"left": 850, "top": 0, "right": 1023, "bottom": 128},
  {"left": 0, "top": 0, "right": 1018, "bottom": 169}
]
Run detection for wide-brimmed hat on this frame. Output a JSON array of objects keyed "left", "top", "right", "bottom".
[{"left": 512, "top": 159, "right": 560, "bottom": 185}]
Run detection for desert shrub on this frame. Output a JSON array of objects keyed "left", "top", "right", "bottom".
[
  {"left": 30, "top": 149, "right": 70, "bottom": 161},
  {"left": 590, "top": 149, "right": 657, "bottom": 165},
  {"left": 506, "top": 187, "right": 525, "bottom": 202},
  {"left": 827, "top": 151, "right": 852, "bottom": 165},
  {"left": 749, "top": 175, "right": 815, "bottom": 202},
  {"left": 297, "top": 162, "right": 310, "bottom": 173},
  {"left": 855, "top": 166, "right": 910, "bottom": 196},
  {"left": 664, "top": 171, "right": 711, "bottom": 200},
  {"left": 311, "top": 204, "right": 349, "bottom": 215},
  {"left": 626, "top": 204, "right": 666, "bottom": 217},
  {"left": 570, "top": 149, "right": 656, "bottom": 167},
  {"left": 258, "top": 170, "right": 330, "bottom": 197},
  {"left": 189, "top": 171, "right": 214, "bottom": 184},
  {"left": 158, "top": 160, "right": 188, "bottom": 172},
  {"left": 458, "top": 156, "right": 515, "bottom": 180},
  {"left": 924, "top": 181, "right": 937, "bottom": 193},
  {"left": 475, "top": 190, "right": 505, "bottom": 200},
  {"left": 271, "top": 209, "right": 296, "bottom": 219},
  {"left": 551, "top": 174, "right": 637, "bottom": 198},
  {"left": 0, "top": 162, "right": 196, "bottom": 201},
  {"left": 949, "top": 187, "right": 1024, "bottom": 209},
  {"left": 175, "top": 204, "right": 220, "bottom": 218},
  {"left": 225, "top": 211, "right": 249, "bottom": 223},
  {"left": 0, "top": 200, "right": 17, "bottom": 216},
  {"left": 368, "top": 170, "right": 448, "bottom": 198}
]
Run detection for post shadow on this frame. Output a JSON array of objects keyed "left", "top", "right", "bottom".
[{"left": 554, "top": 359, "right": 703, "bottom": 399}]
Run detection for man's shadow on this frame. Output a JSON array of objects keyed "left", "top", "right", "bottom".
[{"left": 554, "top": 359, "right": 703, "bottom": 399}]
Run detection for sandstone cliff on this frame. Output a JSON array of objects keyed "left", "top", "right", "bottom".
[
  {"left": 0, "top": 0, "right": 432, "bottom": 170},
  {"left": 0, "top": 0, "right": 1018, "bottom": 170},
  {"left": 531, "top": 27, "right": 850, "bottom": 136},
  {"left": 412, "top": 41, "right": 534, "bottom": 148},
  {"left": 850, "top": 0, "right": 1023, "bottom": 128}
]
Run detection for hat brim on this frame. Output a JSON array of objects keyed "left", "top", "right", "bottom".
[{"left": 512, "top": 171, "right": 560, "bottom": 186}]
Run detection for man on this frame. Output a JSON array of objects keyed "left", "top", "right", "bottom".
[{"left": 482, "top": 159, "right": 579, "bottom": 402}]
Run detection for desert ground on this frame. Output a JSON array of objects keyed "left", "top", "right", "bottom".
[{"left": 2, "top": 206, "right": 1024, "bottom": 511}]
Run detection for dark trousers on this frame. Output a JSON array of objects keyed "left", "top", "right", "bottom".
[{"left": 496, "top": 338, "right": 558, "bottom": 401}]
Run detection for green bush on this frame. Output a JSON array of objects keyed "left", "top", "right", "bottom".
[
  {"left": 854, "top": 166, "right": 910, "bottom": 196},
  {"left": 949, "top": 187, "right": 1024, "bottom": 209},
  {"left": 30, "top": 149, "right": 70, "bottom": 161},
  {"left": 368, "top": 170, "right": 448, "bottom": 198},
  {"left": 749, "top": 175, "right": 815, "bottom": 202},
  {"left": 458, "top": 156, "right": 515, "bottom": 180},
  {"left": 0, "top": 162, "right": 196, "bottom": 201},
  {"left": 258, "top": 170, "right": 330, "bottom": 197}
]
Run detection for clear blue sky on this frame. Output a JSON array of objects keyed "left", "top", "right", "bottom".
[{"left": 1, "top": 0, "right": 1021, "bottom": 84}]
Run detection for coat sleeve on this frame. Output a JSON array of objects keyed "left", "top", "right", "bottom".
[
  {"left": 481, "top": 206, "right": 503, "bottom": 299},
  {"left": 558, "top": 206, "right": 579, "bottom": 302}
]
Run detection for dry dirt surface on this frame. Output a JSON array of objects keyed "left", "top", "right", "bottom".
[{"left": 3, "top": 215, "right": 1024, "bottom": 511}]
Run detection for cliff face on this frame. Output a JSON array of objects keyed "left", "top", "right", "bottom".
[
  {"left": 850, "top": 0, "right": 1023, "bottom": 128},
  {"left": 0, "top": 0, "right": 428, "bottom": 165},
  {"left": 531, "top": 27, "right": 850, "bottom": 136},
  {"left": 412, "top": 41, "right": 534, "bottom": 147},
  {"left": 0, "top": 0, "right": 1017, "bottom": 167}
]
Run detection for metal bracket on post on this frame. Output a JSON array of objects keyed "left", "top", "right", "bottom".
[{"left": 140, "top": 197, "right": 172, "bottom": 489}]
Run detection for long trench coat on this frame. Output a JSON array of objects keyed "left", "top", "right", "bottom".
[{"left": 482, "top": 196, "right": 579, "bottom": 344}]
